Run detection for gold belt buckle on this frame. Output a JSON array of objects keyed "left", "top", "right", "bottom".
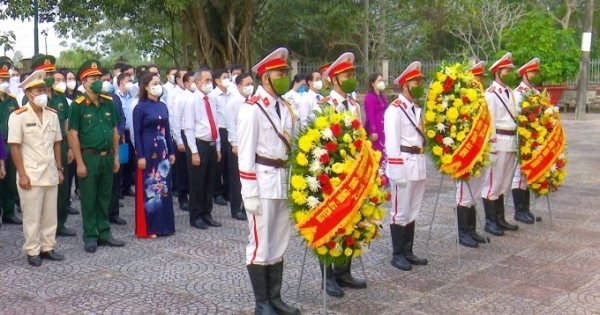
[
  {"left": 100, "top": 151, "right": 108, "bottom": 156},
  {"left": 419, "top": 147, "right": 425, "bottom": 154}
]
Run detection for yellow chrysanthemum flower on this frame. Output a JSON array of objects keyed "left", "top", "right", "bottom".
[
  {"left": 522, "top": 101, "right": 531, "bottom": 109},
  {"left": 343, "top": 133, "right": 353, "bottom": 144},
  {"left": 447, "top": 107, "right": 459, "bottom": 123},
  {"left": 430, "top": 81, "right": 444, "bottom": 95},
  {"left": 427, "top": 130, "right": 436, "bottom": 139},
  {"left": 450, "top": 125, "right": 457, "bottom": 132},
  {"left": 291, "top": 190, "right": 307, "bottom": 205},
  {"left": 344, "top": 248, "right": 353, "bottom": 256},
  {"left": 453, "top": 98, "right": 464, "bottom": 107},
  {"left": 449, "top": 94, "right": 456, "bottom": 101},
  {"left": 329, "top": 249, "right": 342, "bottom": 257},
  {"left": 425, "top": 111, "right": 436, "bottom": 123},
  {"left": 426, "top": 101, "right": 436, "bottom": 111},
  {"left": 441, "top": 154, "right": 453, "bottom": 165},
  {"left": 295, "top": 211, "right": 309, "bottom": 223},
  {"left": 315, "top": 116, "right": 329, "bottom": 129},
  {"left": 306, "top": 128, "right": 321, "bottom": 142},
  {"left": 361, "top": 204, "right": 375, "bottom": 216},
  {"left": 435, "top": 116, "right": 445, "bottom": 123},
  {"left": 352, "top": 249, "right": 362, "bottom": 257},
  {"left": 352, "top": 230, "right": 361, "bottom": 239},
  {"left": 467, "top": 89, "right": 478, "bottom": 102},
  {"left": 456, "top": 131, "right": 466, "bottom": 142},
  {"left": 436, "top": 72, "right": 447, "bottom": 82},
  {"left": 340, "top": 149, "right": 347, "bottom": 158},
  {"left": 332, "top": 113, "right": 343, "bottom": 124},
  {"left": 459, "top": 106, "right": 470, "bottom": 116},
  {"left": 436, "top": 104, "right": 446, "bottom": 113},
  {"left": 296, "top": 152, "right": 309, "bottom": 166},
  {"left": 316, "top": 246, "right": 329, "bottom": 255},
  {"left": 432, "top": 146, "right": 443, "bottom": 156},
  {"left": 298, "top": 135, "right": 313, "bottom": 152},
  {"left": 291, "top": 175, "right": 307, "bottom": 190}
]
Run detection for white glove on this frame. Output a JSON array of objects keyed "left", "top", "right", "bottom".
[
  {"left": 489, "top": 152, "right": 498, "bottom": 167},
  {"left": 243, "top": 197, "right": 262, "bottom": 215},
  {"left": 394, "top": 178, "right": 407, "bottom": 187}
]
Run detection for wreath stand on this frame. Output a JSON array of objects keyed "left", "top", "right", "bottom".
[
  {"left": 424, "top": 175, "right": 491, "bottom": 267},
  {"left": 295, "top": 246, "right": 371, "bottom": 314}
]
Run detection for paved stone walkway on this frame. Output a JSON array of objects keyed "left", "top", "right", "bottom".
[{"left": 0, "top": 113, "right": 599, "bottom": 315}]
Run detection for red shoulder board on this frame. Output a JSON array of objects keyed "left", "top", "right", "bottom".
[
  {"left": 486, "top": 86, "right": 496, "bottom": 93},
  {"left": 332, "top": 98, "right": 338, "bottom": 106},
  {"left": 246, "top": 95, "right": 260, "bottom": 105},
  {"left": 391, "top": 99, "right": 402, "bottom": 107},
  {"left": 317, "top": 96, "right": 330, "bottom": 105}
]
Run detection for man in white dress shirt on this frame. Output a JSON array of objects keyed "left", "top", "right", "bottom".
[
  {"left": 297, "top": 70, "right": 324, "bottom": 129},
  {"left": 166, "top": 69, "right": 187, "bottom": 208}
]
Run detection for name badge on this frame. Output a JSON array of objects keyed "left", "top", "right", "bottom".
[
  {"left": 26, "top": 123, "right": 37, "bottom": 127},
  {"left": 84, "top": 114, "right": 93, "bottom": 118}
]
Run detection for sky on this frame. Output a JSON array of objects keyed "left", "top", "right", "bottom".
[{"left": 0, "top": 18, "right": 72, "bottom": 59}]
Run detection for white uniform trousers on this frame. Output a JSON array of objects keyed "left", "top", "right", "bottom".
[
  {"left": 18, "top": 185, "right": 58, "bottom": 256},
  {"left": 246, "top": 199, "right": 292, "bottom": 265},
  {"left": 511, "top": 161, "right": 528, "bottom": 190},
  {"left": 481, "top": 152, "right": 516, "bottom": 201},
  {"left": 389, "top": 179, "right": 426, "bottom": 226},
  {"left": 456, "top": 175, "right": 486, "bottom": 207}
]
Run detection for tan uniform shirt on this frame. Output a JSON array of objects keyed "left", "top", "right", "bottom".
[{"left": 7, "top": 104, "right": 62, "bottom": 186}]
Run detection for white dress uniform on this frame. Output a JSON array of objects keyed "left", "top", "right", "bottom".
[
  {"left": 282, "top": 89, "right": 302, "bottom": 116},
  {"left": 511, "top": 76, "right": 539, "bottom": 191},
  {"left": 8, "top": 71, "right": 62, "bottom": 257},
  {"left": 297, "top": 88, "right": 323, "bottom": 129}
]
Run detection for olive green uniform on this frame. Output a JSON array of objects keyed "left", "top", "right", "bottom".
[
  {"left": 0, "top": 93, "right": 19, "bottom": 221},
  {"left": 69, "top": 93, "right": 119, "bottom": 243},
  {"left": 49, "top": 88, "right": 70, "bottom": 231}
]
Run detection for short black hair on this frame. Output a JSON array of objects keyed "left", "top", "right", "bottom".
[
  {"left": 213, "top": 68, "right": 228, "bottom": 83},
  {"left": 136, "top": 65, "right": 147, "bottom": 74},
  {"left": 198, "top": 65, "right": 211, "bottom": 72},
  {"left": 117, "top": 73, "right": 130, "bottom": 86},
  {"left": 167, "top": 67, "right": 177, "bottom": 75},
  {"left": 182, "top": 71, "right": 195, "bottom": 84},
  {"left": 147, "top": 64, "right": 159, "bottom": 73},
  {"left": 306, "top": 71, "right": 320, "bottom": 83},
  {"left": 121, "top": 64, "right": 134, "bottom": 73},
  {"left": 114, "top": 62, "right": 125, "bottom": 70},
  {"left": 100, "top": 68, "right": 111, "bottom": 77},
  {"left": 235, "top": 72, "right": 252, "bottom": 85},
  {"left": 228, "top": 64, "right": 243, "bottom": 72},
  {"left": 289, "top": 73, "right": 306, "bottom": 89}
]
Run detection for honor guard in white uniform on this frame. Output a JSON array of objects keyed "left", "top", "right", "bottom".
[
  {"left": 238, "top": 47, "right": 300, "bottom": 315},
  {"left": 512, "top": 58, "right": 543, "bottom": 224},
  {"left": 322, "top": 52, "right": 361, "bottom": 120},
  {"left": 385, "top": 61, "right": 429, "bottom": 271},
  {"left": 481, "top": 52, "right": 520, "bottom": 236},
  {"left": 8, "top": 70, "right": 65, "bottom": 266},
  {"left": 455, "top": 61, "right": 491, "bottom": 248}
]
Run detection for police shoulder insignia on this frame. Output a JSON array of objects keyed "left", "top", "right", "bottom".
[
  {"left": 14, "top": 107, "right": 27, "bottom": 115},
  {"left": 486, "top": 86, "right": 495, "bottom": 93},
  {"left": 391, "top": 99, "right": 402, "bottom": 107},
  {"left": 317, "top": 96, "right": 330, "bottom": 105},
  {"left": 46, "top": 107, "right": 57, "bottom": 113},
  {"left": 246, "top": 95, "right": 260, "bottom": 105},
  {"left": 100, "top": 94, "right": 113, "bottom": 101},
  {"left": 75, "top": 95, "right": 86, "bottom": 104}
]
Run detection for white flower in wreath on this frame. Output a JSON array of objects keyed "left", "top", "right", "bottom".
[
  {"left": 442, "top": 137, "right": 454, "bottom": 146},
  {"left": 306, "top": 196, "right": 321, "bottom": 209},
  {"left": 544, "top": 106, "right": 558, "bottom": 115},
  {"left": 305, "top": 176, "right": 321, "bottom": 192},
  {"left": 321, "top": 127, "right": 335, "bottom": 141},
  {"left": 559, "top": 153, "right": 565, "bottom": 159},
  {"left": 344, "top": 115, "right": 353, "bottom": 128},
  {"left": 309, "top": 159, "right": 323, "bottom": 174},
  {"left": 550, "top": 163, "right": 558, "bottom": 172},
  {"left": 311, "top": 147, "right": 327, "bottom": 159},
  {"left": 435, "top": 123, "right": 446, "bottom": 132}
]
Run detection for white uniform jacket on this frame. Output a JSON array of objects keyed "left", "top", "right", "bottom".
[{"left": 485, "top": 81, "right": 517, "bottom": 153}]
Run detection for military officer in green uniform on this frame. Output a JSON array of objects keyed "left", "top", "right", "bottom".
[
  {"left": 31, "top": 54, "right": 77, "bottom": 237},
  {"left": 0, "top": 60, "right": 23, "bottom": 225},
  {"left": 68, "top": 60, "right": 124, "bottom": 253}
]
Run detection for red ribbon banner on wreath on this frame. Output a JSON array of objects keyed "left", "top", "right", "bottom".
[{"left": 520, "top": 120, "right": 566, "bottom": 185}]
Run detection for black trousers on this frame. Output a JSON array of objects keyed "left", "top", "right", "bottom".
[
  {"left": 120, "top": 130, "right": 136, "bottom": 193},
  {"left": 108, "top": 168, "right": 121, "bottom": 217},
  {"left": 176, "top": 131, "right": 189, "bottom": 204},
  {"left": 187, "top": 139, "right": 218, "bottom": 225},
  {"left": 214, "top": 128, "right": 230, "bottom": 199},
  {"left": 227, "top": 144, "right": 243, "bottom": 216},
  {"left": 67, "top": 159, "right": 78, "bottom": 203}
]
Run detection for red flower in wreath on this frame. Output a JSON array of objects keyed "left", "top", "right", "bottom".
[
  {"left": 531, "top": 131, "right": 539, "bottom": 139},
  {"left": 327, "top": 241, "right": 336, "bottom": 249},
  {"left": 320, "top": 154, "right": 330, "bottom": 164},
  {"left": 443, "top": 146, "right": 451, "bottom": 154},
  {"left": 351, "top": 119, "right": 361, "bottom": 130},
  {"left": 528, "top": 114, "right": 537, "bottom": 122},
  {"left": 462, "top": 96, "right": 470, "bottom": 105},
  {"left": 318, "top": 174, "right": 330, "bottom": 185},
  {"left": 557, "top": 159, "right": 564, "bottom": 168},
  {"left": 345, "top": 237, "right": 355, "bottom": 246},
  {"left": 330, "top": 123, "right": 342, "bottom": 137},
  {"left": 322, "top": 183, "right": 333, "bottom": 195},
  {"left": 354, "top": 139, "right": 363, "bottom": 150},
  {"left": 337, "top": 227, "right": 346, "bottom": 235},
  {"left": 435, "top": 134, "right": 444, "bottom": 144},
  {"left": 443, "top": 77, "right": 454, "bottom": 93},
  {"left": 325, "top": 142, "right": 337, "bottom": 152}
]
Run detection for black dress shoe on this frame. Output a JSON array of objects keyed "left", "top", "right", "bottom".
[
  {"left": 84, "top": 242, "right": 97, "bottom": 253},
  {"left": 214, "top": 195, "right": 228, "bottom": 206},
  {"left": 405, "top": 252, "right": 428, "bottom": 265},
  {"left": 109, "top": 216, "right": 127, "bottom": 225},
  {"left": 98, "top": 237, "right": 125, "bottom": 247},
  {"left": 191, "top": 220, "right": 208, "bottom": 230},
  {"left": 391, "top": 255, "right": 413, "bottom": 271},
  {"left": 223, "top": 195, "right": 231, "bottom": 202},
  {"left": 3, "top": 216, "right": 23, "bottom": 225},
  {"left": 202, "top": 217, "right": 222, "bottom": 227},
  {"left": 121, "top": 188, "right": 135, "bottom": 197},
  {"left": 40, "top": 250, "right": 65, "bottom": 261},
  {"left": 57, "top": 227, "right": 77, "bottom": 237},
  {"left": 232, "top": 211, "right": 247, "bottom": 221},
  {"left": 27, "top": 255, "right": 42, "bottom": 267},
  {"left": 514, "top": 211, "right": 534, "bottom": 224},
  {"left": 179, "top": 202, "right": 189, "bottom": 211},
  {"left": 67, "top": 205, "right": 80, "bottom": 215}
]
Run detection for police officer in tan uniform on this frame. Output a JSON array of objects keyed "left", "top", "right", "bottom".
[{"left": 8, "top": 70, "right": 65, "bottom": 266}]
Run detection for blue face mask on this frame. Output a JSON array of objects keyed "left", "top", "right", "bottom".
[
  {"left": 107, "top": 85, "right": 115, "bottom": 94},
  {"left": 298, "top": 85, "right": 307, "bottom": 93}
]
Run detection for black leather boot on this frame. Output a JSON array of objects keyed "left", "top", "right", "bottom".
[
  {"left": 496, "top": 195, "right": 518, "bottom": 231},
  {"left": 390, "top": 224, "right": 412, "bottom": 271},
  {"left": 483, "top": 198, "right": 504, "bottom": 236},
  {"left": 247, "top": 264, "right": 277, "bottom": 315},
  {"left": 468, "top": 206, "right": 490, "bottom": 243},
  {"left": 513, "top": 189, "right": 534, "bottom": 224},
  {"left": 320, "top": 263, "right": 344, "bottom": 297},
  {"left": 334, "top": 259, "right": 367, "bottom": 288},
  {"left": 266, "top": 261, "right": 300, "bottom": 315},
  {"left": 457, "top": 206, "right": 478, "bottom": 248},
  {"left": 404, "top": 221, "right": 428, "bottom": 265},
  {"left": 522, "top": 189, "right": 541, "bottom": 222}
]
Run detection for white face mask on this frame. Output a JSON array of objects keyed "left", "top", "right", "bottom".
[
  {"left": 189, "top": 82, "right": 198, "bottom": 92},
  {"left": 0, "top": 82, "right": 9, "bottom": 93},
  {"left": 150, "top": 85, "right": 163, "bottom": 97},
  {"left": 376, "top": 81, "right": 386, "bottom": 91},
  {"left": 54, "top": 81, "right": 67, "bottom": 93},
  {"left": 242, "top": 85, "right": 254, "bottom": 96},
  {"left": 101, "top": 81, "right": 111, "bottom": 93},
  {"left": 170, "top": 75, "right": 175, "bottom": 83},
  {"left": 221, "top": 78, "right": 231, "bottom": 88},
  {"left": 9, "top": 77, "right": 20, "bottom": 84},
  {"left": 312, "top": 80, "right": 323, "bottom": 91},
  {"left": 231, "top": 74, "right": 238, "bottom": 83},
  {"left": 77, "top": 85, "right": 87, "bottom": 93},
  {"left": 201, "top": 83, "right": 213, "bottom": 94},
  {"left": 125, "top": 81, "right": 134, "bottom": 92},
  {"left": 33, "top": 94, "right": 48, "bottom": 108},
  {"left": 66, "top": 80, "right": 76, "bottom": 90}
]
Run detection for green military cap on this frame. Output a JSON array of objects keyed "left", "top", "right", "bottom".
[
  {"left": 0, "top": 60, "right": 12, "bottom": 78},
  {"left": 77, "top": 59, "right": 103, "bottom": 81},
  {"left": 31, "top": 54, "right": 57, "bottom": 73}
]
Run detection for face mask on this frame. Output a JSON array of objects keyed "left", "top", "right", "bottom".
[
  {"left": 77, "top": 84, "right": 86, "bottom": 93},
  {"left": 409, "top": 84, "right": 425, "bottom": 99},
  {"left": 339, "top": 77, "right": 357, "bottom": 93},
  {"left": 271, "top": 76, "right": 290, "bottom": 95},
  {"left": 376, "top": 81, "right": 386, "bottom": 91},
  {"left": 298, "top": 86, "right": 307, "bottom": 93},
  {"left": 44, "top": 78, "right": 55, "bottom": 87},
  {"left": 54, "top": 81, "right": 67, "bottom": 93},
  {"left": 0, "top": 82, "right": 9, "bottom": 93},
  {"left": 242, "top": 85, "right": 254, "bottom": 96},
  {"left": 500, "top": 72, "right": 518, "bottom": 87},
  {"left": 312, "top": 80, "right": 323, "bottom": 91},
  {"left": 125, "top": 81, "right": 134, "bottom": 92},
  {"left": 528, "top": 74, "right": 542, "bottom": 87},
  {"left": 101, "top": 81, "right": 112, "bottom": 93},
  {"left": 231, "top": 74, "right": 238, "bottom": 83},
  {"left": 201, "top": 83, "right": 213, "bottom": 94},
  {"left": 9, "top": 77, "right": 20, "bottom": 84},
  {"left": 221, "top": 78, "right": 231, "bottom": 88},
  {"left": 89, "top": 80, "right": 103, "bottom": 94},
  {"left": 33, "top": 94, "right": 48, "bottom": 108},
  {"left": 66, "top": 80, "right": 76, "bottom": 90},
  {"left": 150, "top": 85, "right": 163, "bottom": 97},
  {"left": 170, "top": 75, "right": 175, "bottom": 83},
  {"left": 190, "top": 83, "right": 198, "bottom": 92}
]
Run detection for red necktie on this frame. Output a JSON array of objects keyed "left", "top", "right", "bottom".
[{"left": 204, "top": 96, "right": 218, "bottom": 140}]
